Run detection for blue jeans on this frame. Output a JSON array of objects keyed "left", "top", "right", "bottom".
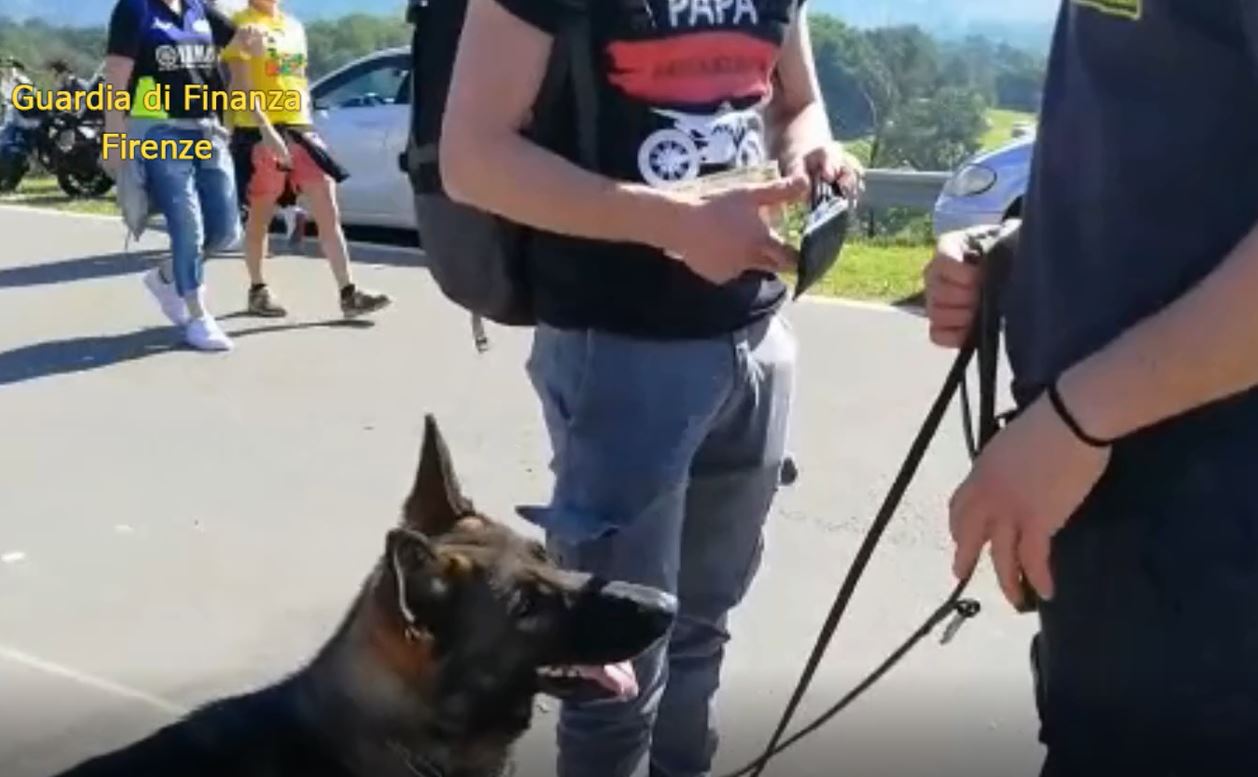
[
  {"left": 526, "top": 316, "right": 796, "bottom": 777},
  {"left": 142, "top": 126, "right": 240, "bottom": 297}
]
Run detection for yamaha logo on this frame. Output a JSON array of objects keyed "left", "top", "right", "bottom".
[
  {"left": 153, "top": 43, "right": 218, "bottom": 71},
  {"left": 155, "top": 45, "right": 179, "bottom": 70}
]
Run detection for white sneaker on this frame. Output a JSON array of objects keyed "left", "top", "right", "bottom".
[
  {"left": 143, "top": 267, "right": 190, "bottom": 326},
  {"left": 184, "top": 316, "right": 234, "bottom": 352}
]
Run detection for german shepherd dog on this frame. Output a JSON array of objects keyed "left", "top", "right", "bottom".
[{"left": 54, "top": 416, "right": 676, "bottom": 777}]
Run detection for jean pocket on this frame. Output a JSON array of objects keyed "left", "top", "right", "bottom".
[
  {"left": 532, "top": 333, "right": 732, "bottom": 542},
  {"left": 527, "top": 326, "right": 595, "bottom": 432}
]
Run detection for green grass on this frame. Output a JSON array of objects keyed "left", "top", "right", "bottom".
[
  {"left": 980, "top": 108, "right": 1036, "bottom": 151},
  {"left": 781, "top": 204, "right": 930, "bottom": 302},
  {"left": 800, "top": 239, "right": 929, "bottom": 303},
  {"left": 0, "top": 174, "right": 120, "bottom": 216}
]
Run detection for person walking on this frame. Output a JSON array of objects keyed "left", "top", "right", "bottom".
[
  {"left": 223, "top": 0, "right": 391, "bottom": 319},
  {"left": 102, "top": 0, "right": 267, "bottom": 351}
]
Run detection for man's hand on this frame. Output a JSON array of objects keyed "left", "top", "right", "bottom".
[
  {"left": 234, "top": 25, "right": 269, "bottom": 58},
  {"left": 950, "top": 394, "right": 1111, "bottom": 609},
  {"left": 788, "top": 142, "right": 865, "bottom": 199},
  {"left": 661, "top": 175, "right": 809, "bottom": 285},
  {"left": 925, "top": 230, "right": 984, "bottom": 348}
]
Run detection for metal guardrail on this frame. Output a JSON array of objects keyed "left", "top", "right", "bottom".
[{"left": 862, "top": 169, "right": 952, "bottom": 211}]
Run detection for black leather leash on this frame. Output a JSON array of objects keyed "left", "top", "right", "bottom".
[{"left": 730, "top": 223, "right": 1019, "bottom": 777}]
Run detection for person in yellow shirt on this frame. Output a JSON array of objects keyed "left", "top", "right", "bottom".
[{"left": 224, "top": 0, "right": 390, "bottom": 318}]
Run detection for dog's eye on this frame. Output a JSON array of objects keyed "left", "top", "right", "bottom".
[{"left": 528, "top": 542, "right": 549, "bottom": 563}]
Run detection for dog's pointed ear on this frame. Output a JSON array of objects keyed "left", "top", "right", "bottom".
[
  {"left": 382, "top": 528, "right": 444, "bottom": 638},
  {"left": 402, "top": 415, "right": 473, "bottom": 537}
]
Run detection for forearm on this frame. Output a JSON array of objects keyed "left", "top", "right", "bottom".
[
  {"left": 227, "top": 60, "right": 275, "bottom": 132},
  {"left": 1062, "top": 222, "right": 1258, "bottom": 438},
  {"left": 442, "top": 0, "right": 694, "bottom": 249},
  {"left": 773, "top": 99, "right": 834, "bottom": 175},
  {"left": 442, "top": 130, "right": 688, "bottom": 249},
  {"left": 767, "top": 10, "right": 835, "bottom": 174},
  {"left": 102, "top": 56, "right": 132, "bottom": 135}
]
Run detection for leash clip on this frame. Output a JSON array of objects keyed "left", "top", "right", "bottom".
[
  {"left": 939, "top": 599, "right": 982, "bottom": 646},
  {"left": 471, "top": 313, "right": 490, "bottom": 354}
]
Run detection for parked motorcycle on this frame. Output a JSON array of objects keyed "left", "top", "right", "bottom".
[{"left": 0, "top": 62, "right": 112, "bottom": 197}]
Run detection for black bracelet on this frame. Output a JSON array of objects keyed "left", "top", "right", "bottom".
[{"left": 1047, "top": 380, "right": 1112, "bottom": 449}]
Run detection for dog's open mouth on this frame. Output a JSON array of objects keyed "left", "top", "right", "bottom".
[{"left": 536, "top": 661, "right": 638, "bottom": 703}]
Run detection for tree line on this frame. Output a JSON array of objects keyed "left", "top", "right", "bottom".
[
  {"left": 811, "top": 18, "right": 1045, "bottom": 170},
  {"left": 1, "top": 13, "right": 1046, "bottom": 173},
  {"left": 0, "top": 14, "right": 410, "bottom": 85}
]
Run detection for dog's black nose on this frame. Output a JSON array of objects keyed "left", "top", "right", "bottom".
[
  {"left": 600, "top": 580, "right": 678, "bottom": 620},
  {"left": 558, "top": 576, "right": 677, "bottom": 665}
]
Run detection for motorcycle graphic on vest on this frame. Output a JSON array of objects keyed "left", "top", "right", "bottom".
[{"left": 637, "top": 104, "right": 767, "bottom": 188}]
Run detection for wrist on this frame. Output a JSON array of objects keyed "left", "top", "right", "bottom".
[
  {"left": 1050, "top": 369, "right": 1119, "bottom": 448},
  {"left": 620, "top": 183, "right": 694, "bottom": 255}
]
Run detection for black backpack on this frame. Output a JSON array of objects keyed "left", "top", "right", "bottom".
[{"left": 404, "top": 0, "right": 599, "bottom": 350}]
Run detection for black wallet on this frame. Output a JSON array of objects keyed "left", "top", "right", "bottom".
[{"left": 795, "top": 180, "right": 853, "bottom": 299}]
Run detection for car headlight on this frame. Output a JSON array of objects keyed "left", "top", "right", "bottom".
[{"left": 944, "top": 164, "right": 997, "bottom": 197}]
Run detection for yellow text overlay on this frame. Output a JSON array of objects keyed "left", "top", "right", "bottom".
[
  {"left": 101, "top": 135, "right": 213, "bottom": 162},
  {"left": 7, "top": 83, "right": 302, "bottom": 116}
]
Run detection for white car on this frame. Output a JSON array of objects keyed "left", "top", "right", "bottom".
[
  {"left": 932, "top": 131, "right": 1035, "bottom": 237},
  {"left": 310, "top": 47, "right": 415, "bottom": 230}
]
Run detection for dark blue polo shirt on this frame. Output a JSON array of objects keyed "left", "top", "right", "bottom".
[
  {"left": 1009, "top": 0, "right": 1258, "bottom": 755},
  {"left": 1010, "top": 0, "right": 1258, "bottom": 401},
  {"left": 106, "top": 0, "right": 236, "bottom": 120}
]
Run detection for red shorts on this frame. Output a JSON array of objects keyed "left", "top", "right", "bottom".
[{"left": 247, "top": 137, "right": 331, "bottom": 204}]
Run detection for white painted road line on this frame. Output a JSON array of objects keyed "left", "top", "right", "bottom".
[{"left": 0, "top": 643, "right": 187, "bottom": 716}]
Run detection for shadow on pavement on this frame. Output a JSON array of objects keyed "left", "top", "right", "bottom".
[
  {"left": 224, "top": 317, "right": 376, "bottom": 338},
  {"left": 0, "top": 250, "right": 164, "bottom": 290},
  {"left": 0, "top": 319, "right": 371, "bottom": 387},
  {"left": 0, "top": 327, "right": 177, "bottom": 387},
  {"left": 0, "top": 223, "right": 422, "bottom": 294}
]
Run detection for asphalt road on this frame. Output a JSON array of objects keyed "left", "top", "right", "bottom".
[{"left": 0, "top": 205, "right": 1041, "bottom": 777}]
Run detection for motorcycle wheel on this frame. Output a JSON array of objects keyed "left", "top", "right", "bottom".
[
  {"left": 57, "top": 168, "right": 113, "bottom": 199},
  {"left": 637, "top": 128, "right": 701, "bottom": 188}
]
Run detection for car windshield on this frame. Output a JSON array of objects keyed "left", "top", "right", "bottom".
[{"left": 314, "top": 58, "right": 409, "bottom": 110}]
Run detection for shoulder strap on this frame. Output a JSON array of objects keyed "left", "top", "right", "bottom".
[
  {"left": 533, "top": 7, "right": 599, "bottom": 169},
  {"left": 566, "top": 15, "right": 599, "bottom": 170}
]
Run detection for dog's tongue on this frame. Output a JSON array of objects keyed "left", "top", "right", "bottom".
[{"left": 576, "top": 662, "right": 639, "bottom": 700}]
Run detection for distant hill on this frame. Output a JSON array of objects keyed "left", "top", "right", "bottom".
[
  {"left": 815, "top": 0, "right": 1057, "bottom": 27},
  {"left": 814, "top": 0, "right": 1058, "bottom": 51},
  {"left": 2, "top": 0, "right": 1058, "bottom": 50}
]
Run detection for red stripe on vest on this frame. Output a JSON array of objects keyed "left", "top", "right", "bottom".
[{"left": 607, "top": 32, "right": 777, "bottom": 105}]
